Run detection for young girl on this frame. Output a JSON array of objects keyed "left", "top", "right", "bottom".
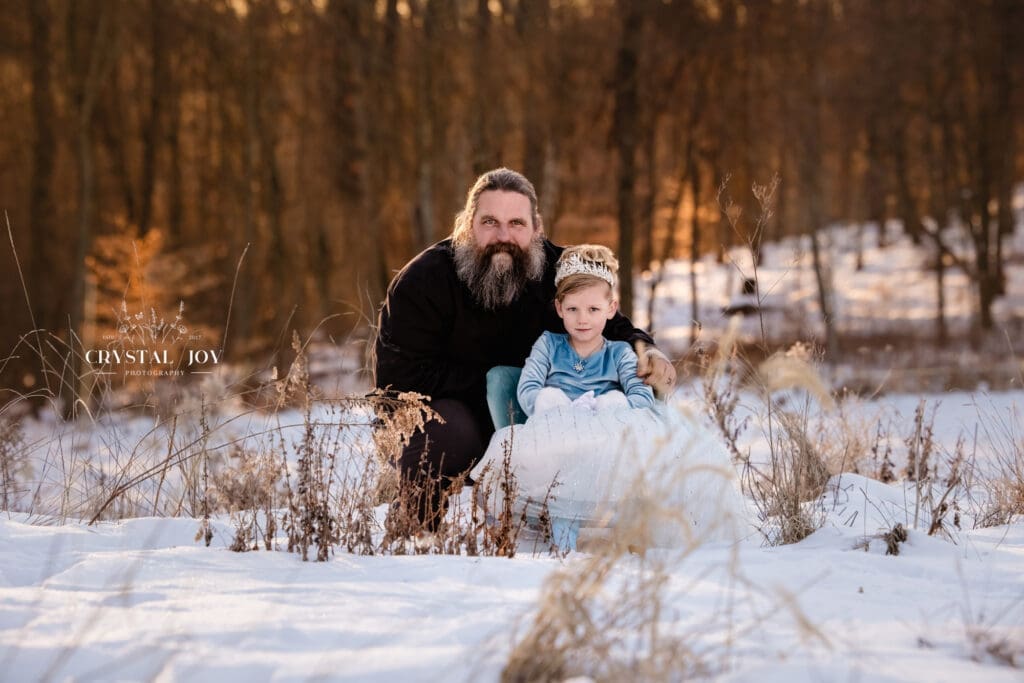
[{"left": 517, "top": 245, "right": 656, "bottom": 417}]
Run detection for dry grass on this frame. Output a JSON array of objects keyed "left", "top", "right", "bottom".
[
  {"left": 0, "top": 319, "right": 536, "bottom": 559},
  {"left": 701, "top": 326, "right": 836, "bottom": 546},
  {"left": 0, "top": 417, "right": 29, "bottom": 511},
  {"left": 753, "top": 406, "right": 830, "bottom": 545},
  {"left": 696, "top": 311, "right": 978, "bottom": 547},
  {"left": 974, "top": 399, "right": 1024, "bottom": 528},
  {"left": 965, "top": 623, "right": 1024, "bottom": 669},
  {"left": 471, "top": 440, "right": 528, "bottom": 558},
  {"left": 703, "top": 179, "right": 842, "bottom": 546}
]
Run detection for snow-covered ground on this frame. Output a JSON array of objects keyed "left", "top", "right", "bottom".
[
  {"left": 1, "top": 216, "right": 1023, "bottom": 681},
  {"left": 1, "top": 467, "right": 1021, "bottom": 681}
]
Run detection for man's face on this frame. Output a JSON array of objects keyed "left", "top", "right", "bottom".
[
  {"left": 453, "top": 189, "right": 545, "bottom": 310},
  {"left": 471, "top": 190, "right": 537, "bottom": 270}
]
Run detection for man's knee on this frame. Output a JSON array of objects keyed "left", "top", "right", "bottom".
[
  {"left": 399, "top": 398, "right": 488, "bottom": 480},
  {"left": 486, "top": 366, "right": 526, "bottom": 429}
]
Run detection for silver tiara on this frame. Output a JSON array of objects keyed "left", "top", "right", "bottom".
[{"left": 554, "top": 253, "right": 615, "bottom": 287}]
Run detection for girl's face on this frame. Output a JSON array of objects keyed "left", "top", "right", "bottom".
[{"left": 555, "top": 283, "right": 617, "bottom": 348}]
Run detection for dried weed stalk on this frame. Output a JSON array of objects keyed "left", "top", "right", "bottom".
[
  {"left": 975, "top": 400, "right": 1024, "bottom": 528},
  {"left": 701, "top": 316, "right": 750, "bottom": 467},
  {"left": 210, "top": 444, "right": 282, "bottom": 552},
  {"left": 0, "top": 418, "right": 29, "bottom": 511},
  {"left": 869, "top": 419, "right": 897, "bottom": 483},
  {"left": 926, "top": 437, "right": 966, "bottom": 539},
  {"left": 336, "top": 450, "right": 378, "bottom": 555},
  {"left": 476, "top": 438, "right": 525, "bottom": 558},
  {"left": 709, "top": 178, "right": 838, "bottom": 546},
  {"left": 727, "top": 344, "right": 838, "bottom": 546},
  {"left": 904, "top": 399, "right": 937, "bottom": 483},
  {"left": 965, "top": 624, "right": 1023, "bottom": 669}
]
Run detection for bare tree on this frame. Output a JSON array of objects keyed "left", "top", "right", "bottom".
[
  {"left": 27, "top": 0, "right": 56, "bottom": 340},
  {"left": 65, "top": 0, "right": 120, "bottom": 417},
  {"left": 611, "top": 0, "right": 642, "bottom": 320},
  {"left": 784, "top": 0, "right": 838, "bottom": 358}
]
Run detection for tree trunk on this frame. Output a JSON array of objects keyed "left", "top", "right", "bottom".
[
  {"left": 237, "top": 6, "right": 260, "bottom": 349},
  {"left": 260, "top": 120, "right": 287, "bottom": 303},
  {"left": 687, "top": 150, "right": 701, "bottom": 347},
  {"left": 471, "top": 0, "right": 499, "bottom": 175},
  {"left": 166, "top": 88, "right": 183, "bottom": 243},
  {"left": 518, "top": 0, "right": 549, "bottom": 191},
  {"left": 894, "top": 132, "right": 921, "bottom": 244},
  {"left": 935, "top": 249, "right": 948, "bottom": 346},
  {"left": 413, "top": 2, "right": 437, "bottom": 248},
  {"left": 28, "top": 0, "right": 56, "bottom": 336},
  {"left": 972, "top": 135, "right": 995, "bottom": 332},
  {"left": 328, "top": 0, "right": 385, "bottom": 309},
  {"left": 796, "top": 2, "right": 838, "bottom": 358},
  {"left": 646, "top": 156, "right": 688, "bottom": 338},
  {"left": 139, "top": 0, "right": 167, "bottom": 237},
  {"left": 640, "top": 118, "right": 657, "bottom": 274},
  {"left": 97, "top": 72, "right": 137, "bottom": 228},
  {"left": 67, "top": 1, "right": 118, "bottom": 419},
  {"left": 612, "top": 0, "right": 641, "bottom": 320},
  {"left": 808, "top": 229, "right": 837, "bottom": 356},
  {"left": 375, "top": 0, "right": 402, "bottom": 292},
  {"left": 865, "top": 115, "right": 888, "bottom": 249},
  {"left": 539, "top": 141, "right": 560, "bottom": 238},
  {"left": 991, "top": 0, "right": 1016, "bottom": 297},
  {"left": 854, "top": 223, "right": 864, "bottom": 271}
]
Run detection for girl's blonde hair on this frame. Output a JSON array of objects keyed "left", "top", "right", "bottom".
[{"left": 555, "top": 244, "right": 619, "bottom": 302}]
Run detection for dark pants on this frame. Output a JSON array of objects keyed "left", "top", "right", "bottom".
[{"left": 397, "top": 398, "right": 494, "bottom": 528}]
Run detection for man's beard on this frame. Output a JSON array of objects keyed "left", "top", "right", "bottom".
[{"left": 454, "top": 237, "right": 546, "bottom": 310}]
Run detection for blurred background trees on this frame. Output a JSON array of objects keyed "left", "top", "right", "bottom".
[{"left": 0, "top": 0, "right": 1020, "bottom": 392}]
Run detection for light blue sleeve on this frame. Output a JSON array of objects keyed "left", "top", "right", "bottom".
[
  {"left": 517, "top": 332, "right": 553, "bottom": 417},
  {"left": 616, "top": 344, "right": 656, "bottom": 409}
]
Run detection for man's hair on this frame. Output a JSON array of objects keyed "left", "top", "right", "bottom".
[
  {"left": 452, "top": 168, "right": 542, "bottom": 246},
  {"left": 555, "top": 244, "right": 619, "bottom": 302}
]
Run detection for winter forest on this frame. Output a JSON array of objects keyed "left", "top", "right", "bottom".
[
  {"left": 0, "top": 1, "right": 1022, "bottom": 681},
  {"left": 1, "top": 0, "right": 1020, "bottom": 375}
]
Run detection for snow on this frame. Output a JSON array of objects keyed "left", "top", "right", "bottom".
[
  {"left": 2, "top": 394, "right": 1020, "bottom": 681},
  {"left": 0, "top": 501, "right": 1020, "bottom": 680},
  {"left": 2, "top": 216, "right": 1023, "bottom": 680},
  {"left": 0, "top": 515, "right": 550, "bottom": 680}
]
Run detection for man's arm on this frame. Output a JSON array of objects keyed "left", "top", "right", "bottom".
[
  {"left": 602, "top": 309, "right": 675, "bottom": 395},
  {"left": 634, "top": 340, "right": 676, "bottom": 396},
  {"left": 603, "top": 309, "right": 654, "bottom": 347},
  {"left": 375, "top": 265, "right": 481, "bottom": 399}
]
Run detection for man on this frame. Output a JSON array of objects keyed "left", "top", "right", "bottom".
[{"left": 375, "top": 168, "right": 675, "bottom": 525}]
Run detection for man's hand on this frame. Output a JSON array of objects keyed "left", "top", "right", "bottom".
[{"left": 635, "top": 341, "right": 677, "bottom": 398}]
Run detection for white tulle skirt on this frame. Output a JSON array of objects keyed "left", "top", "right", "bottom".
[{"left": 470, "top": 403, "right": 749, "bottom": 548}]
